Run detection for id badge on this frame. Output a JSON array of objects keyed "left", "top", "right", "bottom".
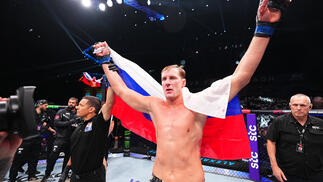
[
  {"left": 84, "top": 122, "right": 92, "bottom": 132},
  {"left": 296, "top": 143, "right": 304, "bottom": 153}
]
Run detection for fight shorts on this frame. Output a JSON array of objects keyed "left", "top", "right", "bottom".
[{"left": 150, "top": 174, "right": 163, "bottom": 182}]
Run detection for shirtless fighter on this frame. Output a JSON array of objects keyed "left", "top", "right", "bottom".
[{"left": 94, "top": 0, "right": 290, "bottom": 181}]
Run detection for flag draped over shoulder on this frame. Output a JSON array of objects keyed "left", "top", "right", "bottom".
[{"left": 109, "top": 49, "right": 251, "bottom": 160}]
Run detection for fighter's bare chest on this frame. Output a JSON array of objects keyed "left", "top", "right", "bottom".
[
  {"left": 156, "top": 105, "right": 192, "bottom": 117},
  {"left": 152, "top": 106, "right": 198, "bottom": 127}
]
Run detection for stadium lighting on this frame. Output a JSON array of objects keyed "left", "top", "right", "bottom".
[
  {"left": 147, "top": 0, "right": 151, "bottom": 6},
  {"left": 116, "top": 0, "right": 123, "bottom": 4},
  {"left": 82, "top": 0, "right": 92, "bottom": 7},
  {"left": 99, "top": 3, "right": 106, "bottom": 11},
  {"left": 107, "top": 0, "right": 113, "bottom": 7}
]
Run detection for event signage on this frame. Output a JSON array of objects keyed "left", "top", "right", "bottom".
[{"left": 247, "top": 114, "right": 260, "bottom": 181}]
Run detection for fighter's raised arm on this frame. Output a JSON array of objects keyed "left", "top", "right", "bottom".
[
  {"left": 229, "top": 0, "right": 290, "bottom": 101},
  {"left": 94, "top": 42, "right": 155, "bottom": 115}
]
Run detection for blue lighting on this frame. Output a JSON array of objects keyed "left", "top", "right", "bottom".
[{"left": 124, "top": 0, "right": 165, "bottom": 21}]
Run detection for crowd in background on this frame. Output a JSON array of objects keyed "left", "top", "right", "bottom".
[
  {"left": 240, "top": 96, "right": 289, "bottom": 110},
  {"left": 240, "top": 96, "right": 323, "bottom": 110}
]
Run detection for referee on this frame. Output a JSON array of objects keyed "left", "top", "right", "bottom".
[
  {"left": 267, "top": 94, "right": 323, "bottom": 182},
  {"left": 70, "top": 88, "right": 114, "bottom": 182}
]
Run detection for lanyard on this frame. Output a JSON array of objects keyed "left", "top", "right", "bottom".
[{"left": 295, "top": 122, "right": 308, "bottom": 144}]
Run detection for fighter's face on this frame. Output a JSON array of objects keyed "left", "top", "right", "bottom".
[
  {"left": 289, "top": 96, "right": 312, "bottom": 119},
  {"left": 76, "top": 99, "right": 90, "bottom": 118},
  {"left": 161, "top": 68, "right": 186, "bottom": 101},
  {"left": 68, "top": 99, "right": 78, "bottom": 109}
]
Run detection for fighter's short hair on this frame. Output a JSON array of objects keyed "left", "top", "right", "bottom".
[{"left": 161, "top": 65, "right": 186, "bottom": 78}]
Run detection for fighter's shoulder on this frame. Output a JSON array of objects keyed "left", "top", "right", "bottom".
[
  {"left": 148, "top": 96, "right": 164, "bottom": 104},
  {"left": 148, "top": 97, "right": 169, "bottom": 111}
]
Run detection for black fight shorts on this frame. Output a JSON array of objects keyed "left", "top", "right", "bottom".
[{"left": 150, "top": 174, "right": 163, "bottom": 182}]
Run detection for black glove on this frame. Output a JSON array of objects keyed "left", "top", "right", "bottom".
[
  {"left": 255, "top": 0, "right": 291, "bottom": 37},
  {"left": 98, "top": 55, "right": 112, "bottom": 65},
  {"left": 93, "top": 46, "right": 112, "bottom": 65},
  {"left": 268, "top": 0, "right": 290, "bottom": 13}
]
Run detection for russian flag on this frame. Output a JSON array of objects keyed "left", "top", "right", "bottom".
[
  {"left": 109, "top": 49, "right": 251, "bottom": 160},
  {"left": 200, "top": 96, "right": 251, "bottom": 159},
  {"left": 79, "top": 72, "right": 102, "bottom": 88},
  {"left": 79, "top": 72, "right": 92, "bottom": 87}
]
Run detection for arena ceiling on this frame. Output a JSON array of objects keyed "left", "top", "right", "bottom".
[{"left": 2, "top": 0, "right": 321, "bottom": 103}]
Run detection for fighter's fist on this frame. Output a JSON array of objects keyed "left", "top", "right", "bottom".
[
  {"left": 93, "top": 41, "right": 111, "bottom": 57},
  {"left": 255, "top": 0, "right": 291, "bottom": 37},
  {"left": 257, "top": 0, "right": 291, "bottom": 23}
]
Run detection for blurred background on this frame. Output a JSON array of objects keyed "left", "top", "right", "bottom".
[{"left": 2, "top": 0, "right": 321, "bottom": 104}]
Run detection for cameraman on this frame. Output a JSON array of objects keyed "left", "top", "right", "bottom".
[
  {"left": 8, "top": 99, "right": 51, "bottom": 181},
  {"left": 0, "top": 131, "right": 22, "bottom": 182},
  {"left": 42, "top": 97, "right": 80, "bottom": 181},
  {"left": 0, "top": 95, "right": 22, "bottom": 181}
]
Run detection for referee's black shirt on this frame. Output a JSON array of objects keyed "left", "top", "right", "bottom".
[
  {"left": 266, "top": 113, "right": 323, "bottom": 179},
  {"left": 70, "top": 113, "right": 110, "bottom": 174}
]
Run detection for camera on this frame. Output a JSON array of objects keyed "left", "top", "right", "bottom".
[{"left": 0, "top": 86, "right": 38, "bottom": 139}]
